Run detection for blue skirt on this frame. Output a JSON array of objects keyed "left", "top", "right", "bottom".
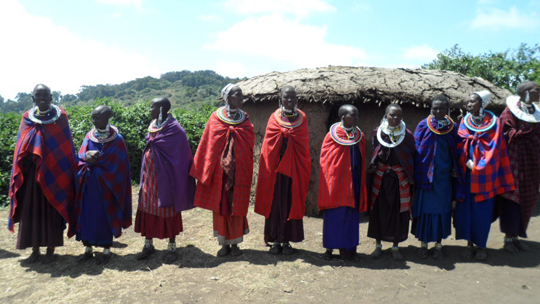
[
  {"left": 76, "top": 167, "right": 114, "bottom": 246},
  {"left": 454, "top": 171, "right": 494, "bottom": 248},
  {"left": 411, "top": 136, "right": 453, "bottom": 243},
  {"left": 323, "top": 207, "right": 360, "bottom": 250}
]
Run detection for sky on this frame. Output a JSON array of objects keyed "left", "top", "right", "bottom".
[{"left": 0, "top": 0, "right": 539, "bottom": 100}]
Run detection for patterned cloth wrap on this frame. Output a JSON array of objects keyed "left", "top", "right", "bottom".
[
  {"left": 255, "top": 109, "right": 311, "bottom": 220},
  {"left": 499, "top": 105, "right": 540, "bottom": 231},
  {"left": 190, "top": 111, "right": 254, "bottom": 216},
  {"left": 414, "top": 117, "right": 466, "bottom": 201},
  {"left": 457, "top": 112, "right": 515, "bottom": 202},
  {"left": 369, "top": 127, "right": 415, "bottom": 213},
  {"left": 318, "top": 125, "right": 367, "bottom": 212},
  {"left": 69, "top": 129, "right": 132, "bottom": 238},
  {"left": 8, "top": 107, "right": 77, "bottom": 232},
  {"left": 140, "top": 115, "right": 196, "bottom": 212}
]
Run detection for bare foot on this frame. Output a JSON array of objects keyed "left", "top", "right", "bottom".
[
  {"left": 417, "top": 247, "right": 428, "bottom": 259},
  {"left": 269, "top": 243, "right": 281, "bottom": 255},
  {"left": 513, "top": 239, "right": 530, "bottom": 252},
  {"left": 164, "top": 251, "right": 178, "bottom": 263},
  {"left": 432, "top": 247, "right": 444, "bottom": 260},
  {"left": 461, "top": 247, "right": 475, "bottom": 261},
  {"left": 97, "top": 254, "right": 112, "bottom": 265},
  {"left": 282, "top": 243, "right": 294, "bottom": 255},
  {"left": 24, "top": 249, "right": 41, "bottom": 264},
  {"left": 230, "top": 245, "right": 242, "bottom": 256},
  {"left": 217, "top": 245, "right": 230, "bottom": 257},
  {"left": 78, "top": 251, "right": 93, "bottom": 263},
  {"left": 475, "top": 248, "right": 487, "bottom": 261},
  {"left": 503, "top": 241, "right": 519, "bottom": 253},
  {"left": 371, "top": 247, "right": 382, "bottom": 259},
  {"left": 391, "top": 249, "right": 403, "bottom": 261}
]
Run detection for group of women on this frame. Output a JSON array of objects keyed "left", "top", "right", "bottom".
[{"left": 8, "top": 81, "right": 540, "bottom": 265}]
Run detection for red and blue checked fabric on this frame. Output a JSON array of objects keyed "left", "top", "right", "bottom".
[
  {"left": 69, "top": 131, "right": 132, "bottom": 238},
  {"left": 318, "top": 128, "right": 367, "bottom": 212},
  {"left": 499, "top": 107, "right": 540, "bottom": 231},
  {"left": 8, "top": 108, "right": 76, "bottom": 232},
  {"left": 190, "top": 112, "right": 254, "bottom": 217},
  {"left": 457, "top": 113, "right": 515, "bottom": 202},
  {"left": 255, "top": 109, "right": 311, "bottom": 220},
  {"left": 371, "top": 164, "right": 411, "bottom": 213},
  {"left": 414, "top": 118, "right": 466, "bottom": 200}
]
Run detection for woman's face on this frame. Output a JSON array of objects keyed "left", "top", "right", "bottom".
[
  {"left": 227, "top": 87, "right": 243, "bottom": 109},
  {"left": 281, "top": 89, "right": 298, "bottom": 111},
  {"left": 342, "top": 108, "right": 359, "bottom": 128},
  {"left": 431, "top": 100, "right": 448, "bottom": 121},
  {"left": 386, "top": 107, "right": 402, "bottom": 127},
  {"left": 466, "top": 94, "right": 482, "bottom": 116}
]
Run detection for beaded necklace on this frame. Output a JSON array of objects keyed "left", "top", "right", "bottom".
[
  {"left": 377, "top": 119, "right": 406, "bottom": 148},
  {"left": 28, "top": 105, "right": 62, "bottom": 124},
  {"left": 216, "top": 106, "right": 246, "bottom": 124},
  {"left": 274, "top": 109, "right": 303, "bottom": 128},
  {"left": 329, "top": 123, "right": 362, "bottom": 145},
  {"left": 427, "top": 115, "right": 454, "bottom": 135},
  {"left": 89, "top": 125, "right": 119, "bottom": 143},
  {"left": 463, "top": 110, "right": 497, "bottom": 132},
  {"left": 148, "top": 114, "right": 171, "bottom": 133}
]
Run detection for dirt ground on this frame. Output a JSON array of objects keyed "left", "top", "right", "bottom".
[{"left": 1, "top": 187, "right": 539, "bottom": 304}]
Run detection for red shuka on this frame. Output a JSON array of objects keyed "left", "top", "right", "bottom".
[
  {"left": 318, "top": 128, "right": 367, "bottom": 212},
  {"left": 190, "top": 111, "right": 254, "bottom": 217},
  {"left": 255, "top": 109, "right": 311, "bottom": 220}
]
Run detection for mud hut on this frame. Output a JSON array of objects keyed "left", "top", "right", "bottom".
[{"left": 237, "top": 66, "right": 513, "bottom": 216}]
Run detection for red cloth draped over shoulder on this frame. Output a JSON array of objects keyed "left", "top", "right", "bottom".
[
  {"left": 255, "top": 109, "right": 311, "bottom": 220},
  {"left": 190, "top": 111, "right": 254, "bottom": 217},
  {"left": 8, "top": 108, "right": 76, "bottom": 232},
  {"left": 318, "top": 128, "right": 367, "bottom": 212}
]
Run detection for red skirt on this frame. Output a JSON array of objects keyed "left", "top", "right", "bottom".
[
  {"left": 213, "top": 212, "right": 249, "bottom": 245},
  {"left": 135, "top": 210, "right": 183, "bottom": 239}
]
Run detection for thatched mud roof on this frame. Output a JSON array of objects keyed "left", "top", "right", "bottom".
[{"left": 238, "top": 66, "right": 513, "bottom": 111}]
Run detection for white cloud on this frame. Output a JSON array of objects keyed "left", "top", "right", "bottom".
[
  {"left": 0, "top": 0, "right": 159, "bottom": 99},
  {"left": 214, "top": 61, "right": 247, "bottom": 78},
  {"left": 471, "top": 6, "right": 540, "bottom": 30},
  {"left": 351, "top": 2, "right": 372, "bottom": 11},
  {"left": 402, "top": 44, "right": 439, "bottom": 62},
  {"left": 224, "top": 0, "right": 335, "bottom": 18},
  {"left": 97, "top": 0, "right": 145, "bottom": 11},
  {"left": 206, "top": 14, "right": 368, "bottom": 69}
]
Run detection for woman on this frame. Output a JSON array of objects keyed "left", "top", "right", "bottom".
[
  {"left": 255, "top": 86, "right": 311, "bottom": 255},
  {"left": 454, "top": 90, "right": 515, "bottom": 261},
  {"left": 190, "top": 84, "right": 254, "bottom": 257},
  {"left": 367, "top": 104, "right": 415, "bottom": 261},
  {"left": 318, "top": 104, "right": 367, "bottom": 261}
]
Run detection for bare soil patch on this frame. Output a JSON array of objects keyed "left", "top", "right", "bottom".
[{"left": 1, "top": 187, "right": 539, "bottom": 303}]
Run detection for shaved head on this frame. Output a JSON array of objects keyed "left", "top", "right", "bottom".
[
  {"left": 517, "top": 81, "right": 538, "bottom": 96},
  {"left": 385, "top": 103, "right": 402, "bottom": 114},
  {"left": 338, "top": 104, "right": 357, "bottom": 118},
  {"left": 92, "top": 105, "right": 112, "bottom": 119},
  {"left": 151, "top": 97, "right": 171, "bottom": 113},
  {"left": 33, "top": 84, "right": 51, "bottom": 95},
  {"left": 281, "top": 86, "right": 296, "bottom": 95}
]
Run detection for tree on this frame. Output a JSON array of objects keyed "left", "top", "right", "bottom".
[{"left": 422, "top": 43, "right": 540, "bottom": 93}]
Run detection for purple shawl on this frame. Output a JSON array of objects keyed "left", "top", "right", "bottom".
[{"left": 139, "top": 115, "right": 196, "bottom": 212}]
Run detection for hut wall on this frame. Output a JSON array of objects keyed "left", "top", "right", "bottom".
[{"left": 244, "top": 100, "right": 432, "bottom": 217}]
